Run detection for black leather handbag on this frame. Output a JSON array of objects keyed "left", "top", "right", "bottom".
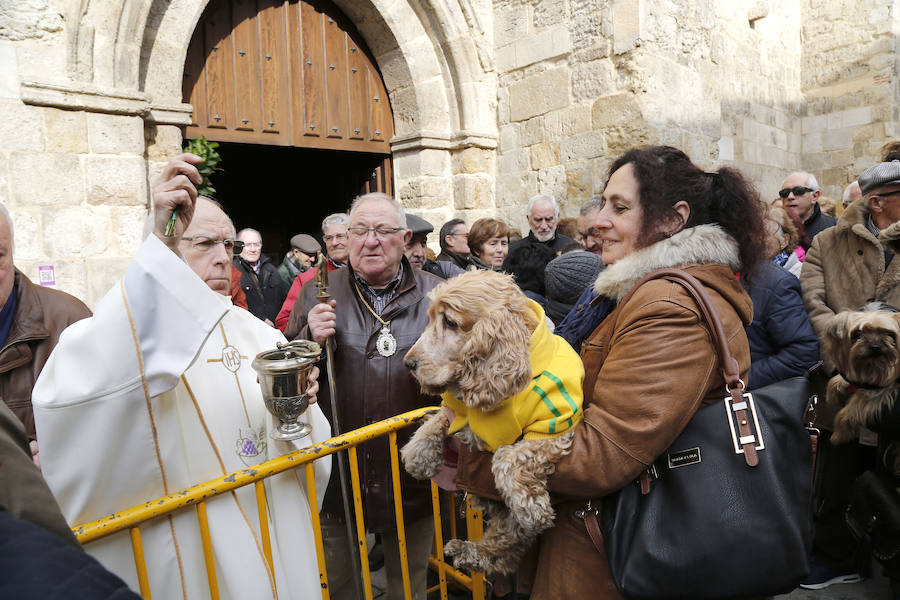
[{"left": 592, "top": 269, "right": 814, "bottom": 599}]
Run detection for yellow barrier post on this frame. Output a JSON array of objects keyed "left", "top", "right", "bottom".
[
  {"left": 347, "top": 446, "right": 373, "bottom": 600},
  {"left": 388, "top": 431, "right": 412, "bottom": 600},
  {"left": 305, "top": 463, "right": 329, "bottom": 599},
  {"left": 196, "top": 501, "right": 220, "bottom": 599},
  {"left": 465, "top": 495, "right": 486, "bottom": 599},
  {"left": 254, "top": 481, "right": 274, "bottom": 575},
  {"left": 429, "top": 482, "right": 449, "bottom": 600},
  {"left": 129, "top": 527, "right": 152, "bottom": 599}
]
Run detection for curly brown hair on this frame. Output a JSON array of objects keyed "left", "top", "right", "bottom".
[{"left": 607, "top": 146, "right": 767, "bottom": 277}]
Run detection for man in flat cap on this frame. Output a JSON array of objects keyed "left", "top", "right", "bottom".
[
  {"left": 798, "top": 159, "right": 900, "bottom": 590},
  {"left": 278, "top": 233, "right": 321, "bottom": 288},
  {"left": 405, "top": 214, "right": 465, "bottom": 279}
]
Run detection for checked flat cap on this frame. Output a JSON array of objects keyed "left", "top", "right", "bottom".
[
  {"left": 290, "top": 234, "right": 321, "bottom": 254},
  {"left": 859, "top": 160, "right": 900, "bottom": 195},
  {"left": 405, "top": 214, "right": 434, "bottom": 236}
]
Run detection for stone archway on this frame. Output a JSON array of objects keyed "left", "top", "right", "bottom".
[{"left": 26, "top": 0, "right": 499, "bottom": 227}]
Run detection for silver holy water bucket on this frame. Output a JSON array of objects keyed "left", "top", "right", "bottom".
[{"left": 251, "top": 339, "right": 322, "bottom": 440}]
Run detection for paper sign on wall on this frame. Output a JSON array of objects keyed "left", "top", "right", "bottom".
[{"left": 38, "top": 265, "right": 55, "bottom": 286}]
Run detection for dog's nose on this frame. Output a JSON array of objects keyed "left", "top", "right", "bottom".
[
  {"left": 404, "top": 359, "right": 418, "bottom": 371},
  {"left": 868, "top": 343, "right": 884, "bottom": 355}
]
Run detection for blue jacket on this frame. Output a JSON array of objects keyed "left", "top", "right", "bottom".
[{"left": 741, "top": 262, "right": 819, "bottom": 389}]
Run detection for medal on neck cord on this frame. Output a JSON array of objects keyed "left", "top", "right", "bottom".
[{"left": 353, "top": 281, "right": 397, "bottom": 357}]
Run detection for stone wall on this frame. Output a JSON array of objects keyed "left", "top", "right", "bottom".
[
  {"left": 494, "top": 0, "right": 808, "bottom": 236},
  {"left": 1, "top": 0, "right": 900, "bottom": 307},
  {"left": 0, "top": 0, "right": 148, "bottom": 306},
  {"left": 801, "top": 0, "right": 898, "bottom": 200}
]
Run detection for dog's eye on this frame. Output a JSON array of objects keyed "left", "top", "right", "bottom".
[
  {"left": 443, "top": 316, "right": 458, "bottom": 330},
  {"left": 851, "top": 330, "right": 862, "bottom": 341}
]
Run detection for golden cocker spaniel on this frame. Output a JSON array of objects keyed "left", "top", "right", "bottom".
[{"left": 401, "top": 270, "right": 583, "bottom": 575}]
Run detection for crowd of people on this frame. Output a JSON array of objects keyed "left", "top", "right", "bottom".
[{"left": 5, "top": 140, "right": 900, "bottom": 600}]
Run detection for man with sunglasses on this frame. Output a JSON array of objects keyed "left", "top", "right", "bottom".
[
  {"left": 799, "top": 159, "right": 900, "bottom": 590},
  {"left": 779, "top": 172, "right": 836, "bottom": 242},
  {"left": 31, "top": 153, "right": 332, "bottom": 599}
]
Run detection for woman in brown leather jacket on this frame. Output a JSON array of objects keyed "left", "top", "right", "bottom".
[{"left": 455, "top": 146, "right": 767, "bottom": 599}]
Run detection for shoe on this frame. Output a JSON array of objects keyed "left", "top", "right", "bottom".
[
  {"left": 368, "top": 539, "right": 384, "bottom": 572},
  {"left": 798, "top": 561, "right": 863, "bottom": 590}
]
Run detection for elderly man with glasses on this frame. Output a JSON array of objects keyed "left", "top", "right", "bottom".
[
  {"left": 31, "top": 154, "right": 332, "bottom": 600},
  {"left": 798, "top": 159, "right": 900, "bottom": 591},
  {"left": 779, "top": 171, "right": 836, "bottom": 242},
  {"left": 285, "top": 192, "right": 442, "bottom": 600}
]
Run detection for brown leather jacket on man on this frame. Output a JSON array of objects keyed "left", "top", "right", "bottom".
[
  {"left": 456, "top": 225, "right": 753, "bottom": 599},
  {"left": 286, "top": 258, "right": 442, "bottom": 533},
  {"left": 1, "top": 270, "right": 91, "bottom": 439}
]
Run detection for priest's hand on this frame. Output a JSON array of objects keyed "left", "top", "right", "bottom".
[
  {"left": 307, "top": 366, "right": 320, "bottom": 405},
  {"left": 308, "top": 300, "right": 337, "bottom": 345},
  {"left": 151, "top": 153, "right": 203, "bottom": 251}
]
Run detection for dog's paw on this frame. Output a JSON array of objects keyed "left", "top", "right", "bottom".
[
  {"left": 444, "top": 539, "right": 490, "bottom": 573},
  {"left": 400, "top": 434, "right": 444, "bottom": 480}
]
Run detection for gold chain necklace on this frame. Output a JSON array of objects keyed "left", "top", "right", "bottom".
[{"left": 353, "top": 281, "right": 397, "bottom": 357}]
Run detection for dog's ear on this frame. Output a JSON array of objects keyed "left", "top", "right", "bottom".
[
  {"left": 827, "top": 312, "right": 852, "bottom": 343},
  {"left": 824, "top": 312, "right": 854, "bottom": 373},
  {"left": 455, "top": 307, "right": 533, "bottom": 410},
  {"left": 822, "top": 311, "right": 850, "bottom": 369}
]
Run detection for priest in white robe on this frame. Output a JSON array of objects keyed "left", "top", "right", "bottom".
[{"left": 32, "top": 154, "right": 332, "bottom": 600}]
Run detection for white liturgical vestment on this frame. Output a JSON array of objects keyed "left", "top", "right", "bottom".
[{"left": 33, "top": 235, "right": 332, "bottom": 600}]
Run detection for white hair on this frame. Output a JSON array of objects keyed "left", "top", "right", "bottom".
[
  {"left": 237, "top": 227, "right": 261, "bottom": 242},
  {"left": 787, "top": 172, "right": 819, "bottom": 191},
  {"left": 349, "top": 192, "right": 407, "bottom": 229},
  {"left": 0, "top": 203, "right": 13, "bottom": 252},
  {"left": 842, "top": 180, "right": 860, "bottom": 203},
  {"left": 321, "top": 212, "right": 350, "bottom": 234},
  {"left": 527, "top": 193, "right": 559, "bottom": 218}
]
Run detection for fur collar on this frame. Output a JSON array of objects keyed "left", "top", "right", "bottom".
[{"left": 593, "top": 224, "right": 740, "bottom": 301}]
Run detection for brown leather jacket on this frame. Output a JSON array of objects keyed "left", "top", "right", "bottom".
[
  {"left": 455, "top": 225, "right": 753, "bottom": 598},
  {"left": 1, "top": 270, "right": 91, "bottom": 439},
  {"left": 286, "top": 259, "right": 442, "bottom": 532}
]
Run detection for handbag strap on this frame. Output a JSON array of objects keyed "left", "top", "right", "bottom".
[{"left": 607, "top": 268, "right": 759, "bottom": 467}]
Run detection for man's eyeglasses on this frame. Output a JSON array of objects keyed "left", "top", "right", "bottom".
[
  {"left": 323, "top": 232, "right": 348, "bottom": 242},
  {"left": 242, "top": 242, "right": 262, "bottom": 249},
  {"left": 778, "top": 186, "right": 813, "bottom": 198},
  {"left": 180, "top": 236, "right": 244, "bottom": 254},
  {"left": 449, "top": 232, "right": 468, "bottom": 238},
  {"left": 347, "top": 226, "right": 405, "bottom": 240}
]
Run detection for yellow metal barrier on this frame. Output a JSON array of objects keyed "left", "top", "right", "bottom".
[{"left": 72, "top": 407, "right": 487, "bottom": 600}]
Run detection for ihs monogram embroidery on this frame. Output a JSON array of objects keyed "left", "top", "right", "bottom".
[{"left": 220, "top": 345, "right": 244, "bottom": 372}]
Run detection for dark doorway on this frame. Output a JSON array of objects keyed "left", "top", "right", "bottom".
[{"left": 207, "top": 141, "right": 388, "bottom": 260}]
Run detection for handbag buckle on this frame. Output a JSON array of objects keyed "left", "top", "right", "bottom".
[
  {"left": 574, "top": 499, "right": 599, "bottom": 520},
  {"left": 724, "top": 391, "right": 765, "bottom": 454}
]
